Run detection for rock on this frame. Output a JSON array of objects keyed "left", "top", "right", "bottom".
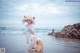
[
  {"left": 48, "top": 29, "right": 55, "bottom": 35},
  {"left": 49, "top": 23, "right": 80, "bottom": 39},
  {"left": 55, "top": 32, "right": 62, "bottom": 38},
  {"left": 48, "top": 32, "right": 53, "bottom": 35}
]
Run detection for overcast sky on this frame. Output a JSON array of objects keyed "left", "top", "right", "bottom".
[{"left": 0, "top": 0, "right": 80, "bottom": 28}]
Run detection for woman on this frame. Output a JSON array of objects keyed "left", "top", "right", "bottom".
[{"left": 23, "top": 16, "right": 36, "bottom": 50}]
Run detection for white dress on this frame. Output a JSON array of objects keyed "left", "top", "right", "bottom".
[
  {"left": 25, "top": 24, "right": 36, "bottom": 49},
  {"left": 25, "top": 25, "right": 33, "bottom": 42}
]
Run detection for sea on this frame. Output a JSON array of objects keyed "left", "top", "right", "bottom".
[{"left": 0, "top": 26, "right": 80, "bottom": 53}]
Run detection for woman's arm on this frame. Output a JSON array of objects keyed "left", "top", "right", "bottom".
[
  {"left": 28, "top": 28, "right": 35, "bottom": 35},
  {"left": 28, "top": 25, "right": 35, "bottom": 35}
]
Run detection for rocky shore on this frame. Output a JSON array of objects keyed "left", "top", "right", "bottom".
[{"left": 48, "top": 23, "right": 80, "bottom": 39}]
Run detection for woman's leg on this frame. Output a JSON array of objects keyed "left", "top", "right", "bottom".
[
  {"left": 26, "top": 32, "right": 31, "bottom": 44},
  {"left": 28, "top": 37, "right": 36, "bottom": 50}
]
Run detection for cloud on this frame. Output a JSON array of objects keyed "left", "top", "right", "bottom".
[
  {"left": 0, "top": 0, "right": 80, "bottom": 27},
  {"left": 13, "top": 3, "right": 68, "bottom": 16}
]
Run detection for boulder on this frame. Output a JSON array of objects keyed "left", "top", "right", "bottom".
[
  {"left": 48, "top": 29, "right": 55, "bottom": 35},
  {"left": 50, "top": 23, "right": 80, "bottom": 39}
]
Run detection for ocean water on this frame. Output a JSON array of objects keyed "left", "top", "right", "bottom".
[{"left": 0, "top": 26, "right": 80, "bottom": 53}]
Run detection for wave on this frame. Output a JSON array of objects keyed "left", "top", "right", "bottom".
[{"left": 0, "top": 27, "right": 51, "bottom": 35}]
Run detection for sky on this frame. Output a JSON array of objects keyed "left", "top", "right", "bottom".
[{"left": 0, "top": 0, "right": 80, "bottom": 28}]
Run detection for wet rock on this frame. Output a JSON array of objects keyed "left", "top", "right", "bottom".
[
  {"left": 48, "top": 29, "right": 55, "bottom": 35},
  {"left": 49, "top": 23, "right": 80, "bottom": 39}
]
